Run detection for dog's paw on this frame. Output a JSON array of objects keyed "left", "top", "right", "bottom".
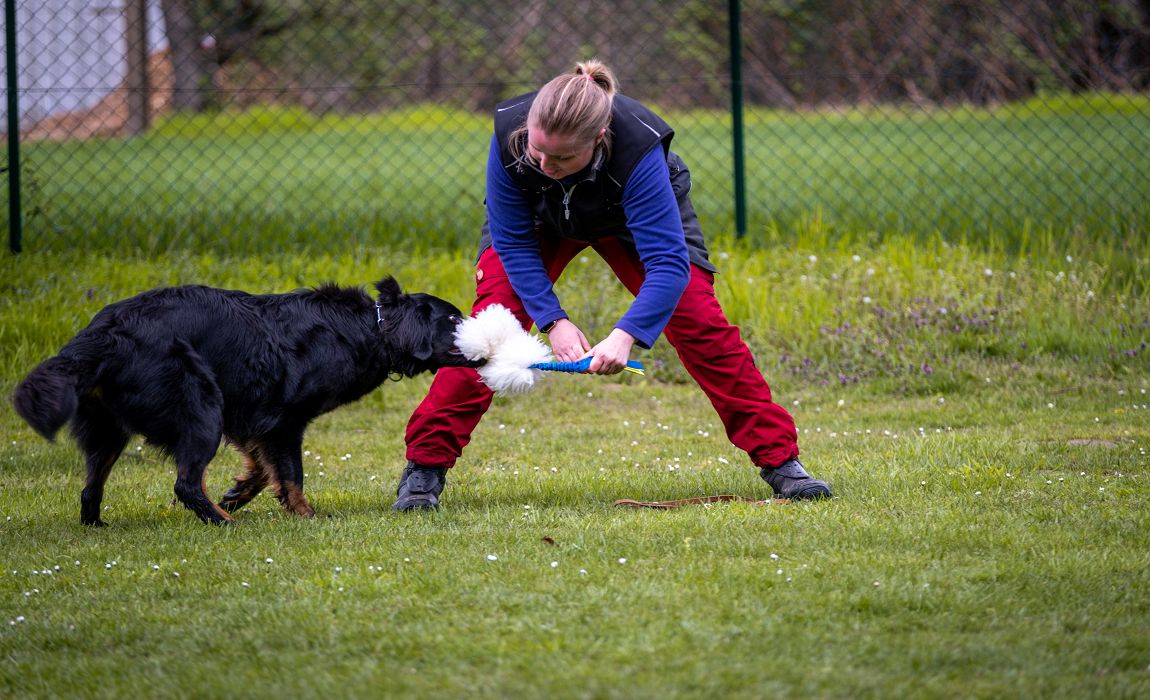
[
  {"left": 205, "top": 513, "right": 236, "bottom": 526},
  {"left": 288, "top": 499, "right": 315, "bottom": 518}
]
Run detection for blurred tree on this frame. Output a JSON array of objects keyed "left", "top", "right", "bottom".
[
  {"left": 160, "top": 0, "right": 210, "bottom": 111},
  {"left": 159, "top": 0, "right": 315, "bottom": 111},
  {"left": 155, "top": 0, "right": 1150, "bottom": 114}
]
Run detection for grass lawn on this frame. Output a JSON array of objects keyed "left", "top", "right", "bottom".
[
  {"left": 1, "top": 366, "right": 1148, "bottom": 698},
  {"left": 2, "top": 245, "right": 1148, "bottom": 699},
  {"left": 2, "top": 95, "right": 1149, "bottom": 697},
  {"left": 10, "top": 96, "right": 1150, "bottom": 256}
]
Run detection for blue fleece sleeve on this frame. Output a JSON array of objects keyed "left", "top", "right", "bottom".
[
  {"left": 616, "top": 147, "right": 691, "bottom": 348},
  {"left": 485, "top": 135, "right": 567, "bottom": 330}
]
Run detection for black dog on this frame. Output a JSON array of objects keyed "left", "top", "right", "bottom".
[{"left": 13, "top": 277, "right": 480, "bottom": 526}]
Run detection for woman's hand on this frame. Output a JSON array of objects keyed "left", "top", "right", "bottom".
[
  {"left": 584, "top": 328, "right": 636, "bottom": 375},
  {"left": 546, "top": 319, "right": 591, "bottom": 362}
]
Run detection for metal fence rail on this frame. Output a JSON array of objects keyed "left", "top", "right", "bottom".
[{"left": 4, "top": 0, "right": 1150, "bottom": 254}]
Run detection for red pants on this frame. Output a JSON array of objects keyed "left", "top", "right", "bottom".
[{"left": 405, "top": 237, "right": 799, "bottom": 469}]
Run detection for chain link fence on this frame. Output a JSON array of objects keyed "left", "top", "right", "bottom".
[{"left": 4, "top": 0, "right": 1150, "bottom": 254}]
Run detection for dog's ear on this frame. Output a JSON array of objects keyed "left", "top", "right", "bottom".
[
  {"left": 375, "top": 276, "right": 403, "bottom": 307},
  {"left": 388, "top": 308, "right": 435, "bottom": 362},
  {"left": 413, "top": 330, "right": 434, "bottom": 361},
  {"left": 411, "top": 303, "right": 437, "bottom": 361}
]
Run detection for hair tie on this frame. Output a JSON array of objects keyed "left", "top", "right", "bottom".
[{"left": 584, "top": 73, "right": 594, "bottom": 82}]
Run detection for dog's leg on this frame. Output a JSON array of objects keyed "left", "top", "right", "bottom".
[
  {"left": 171, "top": 428, "right": 232, "bottom": 525},
  {"left": 174, "top": 460, "right": 234, "bottom": 525},
  {"left": 274, "top": 456, "right": 315, "bottom": 518},
  {"left": 259, "top": 432, "right": 315, "bottom": 518},
  {"left": 158, "top": 346, "right": 233, "bottom": 525},
  {"left": 72, "top": 398, "right": 129, "bottom": 527},
  {"left": 275, "top": 459, "right": 315, "bottom": 518},
  {"left": 218, "top": 445, "right": 272, "bottom": 513}
]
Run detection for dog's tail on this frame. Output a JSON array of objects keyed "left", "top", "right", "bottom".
[{"left": 13, "top": 355, "right": 87, "bottom": 441}]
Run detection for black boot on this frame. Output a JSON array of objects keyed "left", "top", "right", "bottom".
[
  {"left": 760, "top": 458, "right": 832, "bottom": 500},
  {"left": 392, "top": 461, "right": 447, "bottom": 511}
]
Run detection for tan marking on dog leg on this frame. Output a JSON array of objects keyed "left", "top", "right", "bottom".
[
  {"left": 201, "top": 473, "right": 236, "bottom": 523},
  {"left": 219, "top": 447, "right": 271, "bottom": 511},
  {"left": 256, "top": 450, "right": 279, "bottom": 485},
  {"left": 235, "top": 449, "right": 260, "bottom": 480},
  {"left": 275, "top": 481, "right": 315, "bottom": 518}
]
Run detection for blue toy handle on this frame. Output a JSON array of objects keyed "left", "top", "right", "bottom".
[{"left": 529, "top": 357, "right": 645, "bottom": 375}]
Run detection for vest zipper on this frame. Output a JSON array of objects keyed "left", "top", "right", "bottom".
[{"left": 560, "top": 182, "right": 577, "bottom": 220}]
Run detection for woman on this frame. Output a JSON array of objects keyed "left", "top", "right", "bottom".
[{"left": 393, "top": 60, "right": 831, "bottom": 510}]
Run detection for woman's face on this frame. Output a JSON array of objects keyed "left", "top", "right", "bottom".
[{"left": 526, "top": 126, "right": 603, "bottom": 180}]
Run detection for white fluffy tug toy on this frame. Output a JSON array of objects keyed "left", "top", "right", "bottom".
[{"left": 454, "top": 304, "right": 645, "bottom": 395}]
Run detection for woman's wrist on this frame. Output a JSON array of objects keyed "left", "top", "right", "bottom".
[{"left": 540, "top": 318, "right": 567, "bottom": 334}]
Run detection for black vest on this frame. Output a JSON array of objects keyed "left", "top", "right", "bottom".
[{"left": 480, "top": 92, "right": 715, "bottom": 273}]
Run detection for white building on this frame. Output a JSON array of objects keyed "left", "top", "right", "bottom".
[{"left": 1, "top": 0, "right": 166, "bottom": 124}]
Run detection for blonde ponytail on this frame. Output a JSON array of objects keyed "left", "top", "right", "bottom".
[
  {"left": 510, "top": 59, "right": 617, "bottom": 160},
  {"left": 573, "top": 59, "right": 618, "bottom": 97}
]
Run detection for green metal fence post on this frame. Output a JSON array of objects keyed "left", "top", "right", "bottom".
[
  {"left": 5, "top": 0, "right": 21, "bottom": 253},
  {"left": 728, "top": 0, "right": 746, "bottom": 239}
]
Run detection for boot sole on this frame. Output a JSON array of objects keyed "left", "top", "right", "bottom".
[
  {"left": 787, "top": 482, "right": 832, "bottom": 500},
  {"left": 392, "top": 499, "right": 439, "bottom": 512}
]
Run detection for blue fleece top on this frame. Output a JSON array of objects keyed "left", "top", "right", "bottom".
[{"left": 485, "top": 135, "right": 690, "bottom": 349}]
